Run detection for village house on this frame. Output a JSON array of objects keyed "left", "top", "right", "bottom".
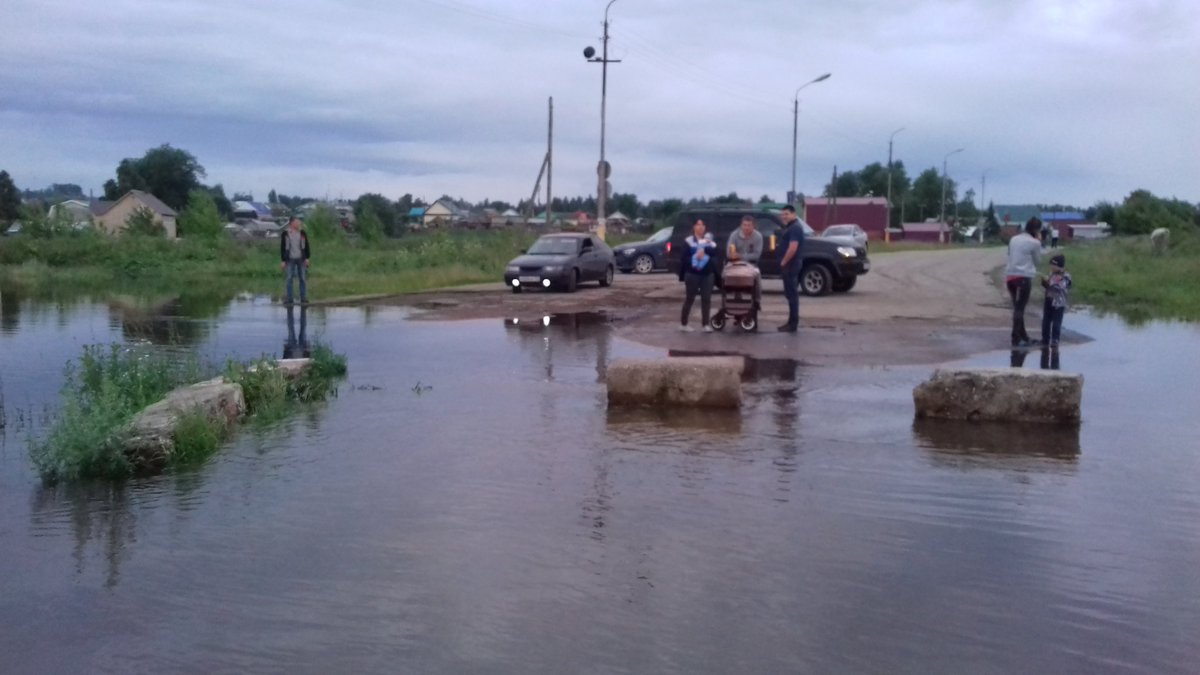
[
  {"left": 92, "top": 190, "right": 177, "bottom": 238},
  {"left": 803, "top": 197, "right": 890, "bottom": 240},
  {"left": 422, "top": 198, "right": 464, "bottom": 228}
]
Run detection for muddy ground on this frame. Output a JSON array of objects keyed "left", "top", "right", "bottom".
[{"left": 357, "top": 249, "right": 1051, "bottom": 366}]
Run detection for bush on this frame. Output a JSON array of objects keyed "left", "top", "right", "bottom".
[
  {"left": 178, "top": 189, "right": 224, "bottom": 239},
  {"left": 123, "top": 206, "right": 165, "bottom": 238}
]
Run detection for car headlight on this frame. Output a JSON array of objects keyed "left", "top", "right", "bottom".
[
  {"left": 837, "top": 246, "right": 857, "bottom": 258},
  {"left": 542, "top": 265, "right": 561, "bottom": 273}
]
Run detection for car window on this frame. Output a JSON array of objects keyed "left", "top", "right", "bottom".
[
  {"left": 798, "top": 219, "right": 815, "bottom": 236},
  {"left": 755, "top": 217, "right": 780, "bottom": 235},
  {"left": 648, "top": 227, "right": 671, "bottom": 243},
  {"left": 528, "top": 238, "right": 577, "bottom": 255}
]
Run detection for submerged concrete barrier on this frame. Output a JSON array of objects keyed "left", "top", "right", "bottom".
[
  {"left": 607, "top": 356, "right": 743, "bottom": 408},
  {"left": 125, "top": 358, "right": 313, "bottom": 471},
  {"left": 913, "top": 368, "right": 1082, "bottom": 423}
]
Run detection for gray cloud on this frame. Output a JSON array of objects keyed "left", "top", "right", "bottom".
[{"left": 1, "top": 0, "right": 1196, "bottom": 206}]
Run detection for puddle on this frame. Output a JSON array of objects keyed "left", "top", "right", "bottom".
[{"left": 1, "top": 298, "right": 1198, "bottom": 673}]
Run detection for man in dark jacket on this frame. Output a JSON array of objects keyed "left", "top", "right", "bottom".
[{"left": 280, "top": 217, "right": 311, "bottom": 304}]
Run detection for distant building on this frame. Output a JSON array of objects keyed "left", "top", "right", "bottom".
[
  {"left": 92, "top": 190, "right": 177, "bottom": 238},
  {"left": 46, "top": 199, "right": 96, "bottom": 229},
  {"left": 1041, "top": 211, "right": 1089, "bottom": 241},
  {"left": 803, "top": 197, "right": 889, "bottom": 239},
  {"left": 900, "top": 221, "right": 951, "bottom": 243},
  {"left": 422, "top": 199, "right": 463, "bottom": 228}
]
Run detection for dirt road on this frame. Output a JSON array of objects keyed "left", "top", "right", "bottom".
[{"left": 368, "top": 248, "right": 1024, "bottom": 366}]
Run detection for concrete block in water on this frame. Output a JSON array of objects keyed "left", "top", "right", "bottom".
[
  {"left": 913, "top": 368, "right": 1082, "bottom": 423},
  {"left": 125, "top": 377, "right": 246, "bottom": 471},
  {"left": 607, "top": 357, "right": 742, "bottom": 408}
]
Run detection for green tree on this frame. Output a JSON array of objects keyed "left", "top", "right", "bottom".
[
  {"left": 304, "top": 203, "right": 340, "bottom": 241},
  {"left": 207, "top": 184, "right": 233, "bottom": 220},
  {"left": 823, "top": 171, "right": 860, "bottom": 198},
  {"left": 1113, "top": 190, "right": 1197, "bottom": 235},
  {"left": 268, "top": 189, "right": 278, "bottom": 204},
  {"left": 123, "top": 206, "right": 165, "bottom": 237},
  {"left": 355, "top": 203, "right": 385, "bottom": 242},
  {"left": 103, "top": 144, "right": 206, "bottom": 211},
  {"left": 0, "top": 170, "right": 20, "bottom": 224},
  {"left": 907, "top": 167, "right": 955, "bottom": 222},
  {"left": 354, "top": 193, "right": 398, "bottom": 237},
  {"left": 610, "top": 192, "right": 640, "bottom": 217},
  {"left": 178, "top": 189, "right": 224, "bottom": 238},
  {"left": 856, "top": 162, "right": 889, "bottom": 197}
]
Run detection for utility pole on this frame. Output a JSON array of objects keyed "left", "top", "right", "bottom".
[
  {"left": 546, "top": 97, "right": 552, "bottom": 226},
  {"left": 886, "top": 127, "right": 904, "bottom": 241},
  {"left": 940, "top": 147, "right": 964, "bottom": 243},
  {"left": 584, "top": 1, "right": 621, "bottom": 240}
]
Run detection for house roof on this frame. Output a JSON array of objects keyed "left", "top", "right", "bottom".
[
  {"left": 607, "top": 210, "right": 630, "bottom": 221},
  {"left": 805, "top": 197, "right": 889, "bottom": 207},
  {"left": 1040, "top": 211, "right": 1086, "bottom": 221},
  {"left": 408, "top": 207, "right": 426, "bottom": 217},
  {"left": 91, "top": 200, "right": 115, "bottom": 216},
  {"left": 234, "top": 200, "right": 273, "bottom": 217},
  {"left": 128, "top": 190, "right": 177, "bottom": 216}
]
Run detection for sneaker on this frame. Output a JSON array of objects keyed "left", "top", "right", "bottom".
[
  {"left": 679, "top": 325, "right": 694, "bottom": 332},
  {"left": 703, "top": 326, "right": 713, "bottom": 333}
]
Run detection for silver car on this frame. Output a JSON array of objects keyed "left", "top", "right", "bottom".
[{"left": 821, "top": 223, "right": 869, "bottom": 249}]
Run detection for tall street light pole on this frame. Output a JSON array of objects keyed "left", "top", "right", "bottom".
[
  {"left": 886, "top": 127, "right": 905, "bottom": 240},
  {"left": 791, "top": 72, "right": 831, "bottom": 205},
  {"left": 940, "top": 147, "right": 964, "bottom": 242},
  {"left": 584, "top": 0, "right": 620, "bottom": 239}
]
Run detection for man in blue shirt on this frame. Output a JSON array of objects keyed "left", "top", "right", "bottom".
[{"left": 777, "top": 205, "right": 805, "bottom": 332}]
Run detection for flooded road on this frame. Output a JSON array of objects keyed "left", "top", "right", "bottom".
[{"left": 2, "top": 288, "right": 1199, "bottom": 674}]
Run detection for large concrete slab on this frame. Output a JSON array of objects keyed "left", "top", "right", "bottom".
[
  {"left": 125, "top": 377, "right": 246, "bottom": 472},
  {"left": 913, "top": 367, "right": 1083, "bottom": 423},
  {"left": 607, "top": 357, "right": 742, "bottom": 408}
]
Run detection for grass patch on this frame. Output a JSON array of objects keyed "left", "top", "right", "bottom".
[
  {"left": 32, "top": 342, "right": 348, "bottom": 483},
  {"left": 0, "top": 229, "right": 544, "bottom": 299},
  {"left": 30, "top": 345, "right": 205, "bottom": 482},
  {"left": 1061, "top": 231, "right": 1200, "bottom": 322}
]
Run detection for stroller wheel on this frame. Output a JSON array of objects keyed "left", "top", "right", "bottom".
[
  {"left": 710, "top": 314, "right": 727, "bottom": 331},
  {"left": 739, "top": 315, "right": 758, "bottom": 332}
]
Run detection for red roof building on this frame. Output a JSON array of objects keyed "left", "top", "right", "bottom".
[{"left": 803, "top": 197, "right": 890, "bottom": 240}]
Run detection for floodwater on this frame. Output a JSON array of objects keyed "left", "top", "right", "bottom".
[{"left": 2, "top": 287, "right": 1199, "bottom": 674}]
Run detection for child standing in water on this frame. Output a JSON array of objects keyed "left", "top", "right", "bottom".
[{"left": 1040, "top": 253, "right": 1072, "bottom": 348}]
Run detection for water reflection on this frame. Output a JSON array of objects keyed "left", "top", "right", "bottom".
[
  {"left": 283, "top": 305, "right": 310, "bottom": 359},
  {"left": 913, "top": 418, "right": 1081, "bottom": 467},
  {"left": 28, "top": 482, "right": 139, "bottom": 589},
  {"left": 1010, "top": 347, "right": 1061, "bottom": 370},
  {"left": 503, "top": 312, "right": 612, "bottom": 382}
]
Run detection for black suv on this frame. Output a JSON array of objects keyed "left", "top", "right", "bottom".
[{"left": 666, "top": 206, "right": 870, "bottom": 295}]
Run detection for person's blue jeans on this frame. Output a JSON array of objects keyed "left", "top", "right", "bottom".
[
  {"left": 781, "top": 264, "right": 801, "bottom": 327},
  {"left": 285, "top": 260, "right": 307, "bottom": 303}
]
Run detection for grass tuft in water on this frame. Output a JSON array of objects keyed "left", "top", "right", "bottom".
[
  {"left": 170, "top": 410, "right": 231, "bottom": 468},
  {"left": 30, "top": 346, "right": 204, "bottom": 482}
]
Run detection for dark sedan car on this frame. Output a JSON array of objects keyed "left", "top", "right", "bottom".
[
  {"left": 613, "top": 226, "right": 672, "bottom": 274},
  {"left": 504, "top": 233, "right": 616, "bottom": 293}
]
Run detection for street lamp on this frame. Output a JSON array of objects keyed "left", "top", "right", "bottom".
[
  {"left": 940, "top": 147, "right": 964, "bottom": 241},
  {"left": 790, "top": 72, "right": 831, "bottom": 204},
  {"left": 886, "top": 127, "right": 905, "bottom": 239},
  {"left": 583, "top": 0, "right": 621, "bottom": 239}
]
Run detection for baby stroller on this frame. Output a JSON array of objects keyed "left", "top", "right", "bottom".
[{"left": 710, "top": 261, "right": 760, "bottom": 332}]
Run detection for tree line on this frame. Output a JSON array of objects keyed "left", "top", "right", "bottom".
[{"left": 2, "top": 145, "right": 1197, "bottom": 239}]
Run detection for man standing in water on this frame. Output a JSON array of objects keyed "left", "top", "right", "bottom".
[
  {"left": 777, "top": 205, "right": 805, "bottom": 332},
  {"left": 280, "top": 217, "right": 310, "bottom": 305},
  {"left": 1005, "top": 217, "right": 1042, "bottom": 347}
]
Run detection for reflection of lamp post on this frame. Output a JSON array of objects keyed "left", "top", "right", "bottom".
[
  {"left": 886, "top": 127, "right": 904, "bottom": 241},
  {"left": 940, "top": 147, "right": 964, "bottom": 242},
  {"left": 790, "top": 73, "right": 831, "bottom": 204},
  {"left": 583, "top": 0, "right": 621, "bottom": 240}
]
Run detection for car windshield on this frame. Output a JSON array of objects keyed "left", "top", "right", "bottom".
[
  {"left": 825, "top": 226, "right": 852, "bottom": 236},
  {"left": 647, "top": 227, "right": 672, "bottom": 243},
  {"left": 527, "top": 238, "right": 578, "bottom": 255}
]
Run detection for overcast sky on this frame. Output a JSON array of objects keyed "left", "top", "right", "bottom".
[{"left": 2, "top": 0, "right": 1197, "bottom": 208}]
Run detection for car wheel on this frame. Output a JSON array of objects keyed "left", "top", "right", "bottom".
[
  {"left": 564, "top": 269, "right": 578, "bottom": 293},
  {"left": 832, "top": 276, "right": 857, "bottom": 293},
  {"left": 634, "top": 254, "right": 654, "bottom": 274},
  {"left": 600, "top": 265, "right": 614, "bottom": 287},
  {"left": 801, "top": 264, "right": 832, "bottom": 296}
]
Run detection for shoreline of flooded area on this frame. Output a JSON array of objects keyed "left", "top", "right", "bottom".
[{"left": 2, "top": 294, "right": 1199, "bottom": 673}]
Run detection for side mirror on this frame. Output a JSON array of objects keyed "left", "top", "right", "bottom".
[{"left": 520, "top": 248, "right": 527, "bottom": 254}]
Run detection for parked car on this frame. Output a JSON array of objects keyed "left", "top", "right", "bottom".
[
  {"left": 613, "top": 226, "right": 672, "bottom": 274},
  {"left": 666, "top": 207, "right": 869, "bottom": 295},
  {"left": 820, "top": 223, "right": 869, "bottom": 249},
  {"left": 504, "top": 233, "right": 615, "bottom": 293}
]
